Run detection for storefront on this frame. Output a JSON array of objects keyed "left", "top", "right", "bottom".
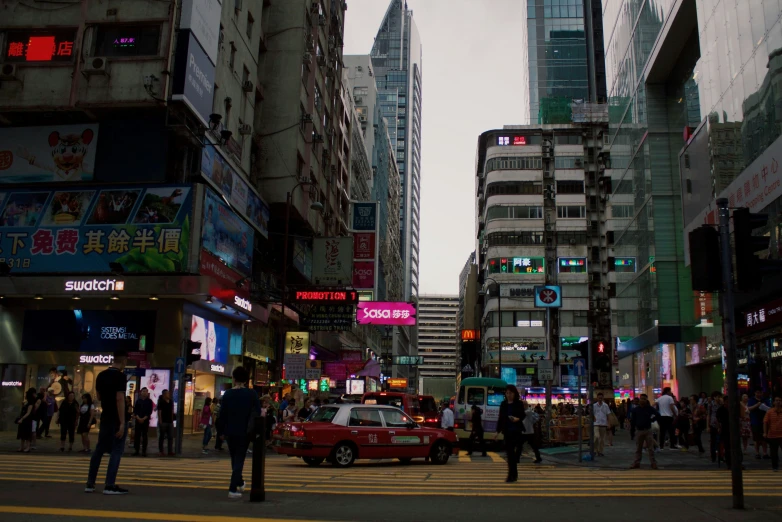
[
  {"left": 736, "top": 297, "right": 782, "bottom": 398},
  {"left": 623, "top": 343, "right": 679, "bottom": 399}
]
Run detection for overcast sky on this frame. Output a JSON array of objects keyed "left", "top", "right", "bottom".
[{"left": 343, "top": 0, "right": 525, "bottom": 296}]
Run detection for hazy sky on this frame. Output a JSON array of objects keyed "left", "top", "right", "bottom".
[{"left": 344, "top": 0, "right": 525, "bottom": 296}]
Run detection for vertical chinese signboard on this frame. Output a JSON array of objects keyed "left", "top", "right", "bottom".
[
  {"left": 351, "top": 202, "right": 379, "bottom": 292},
  {"left": 0, "top": 184, "right": 192, "bottom": 272},
  {"left": 284, "top": 331, "right": 310, "bottom": 381}
]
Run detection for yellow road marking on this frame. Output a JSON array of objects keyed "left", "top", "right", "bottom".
[{"left": 0, "top": 506, "right": 330, "bottom": 522}]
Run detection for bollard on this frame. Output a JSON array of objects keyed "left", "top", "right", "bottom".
[{"left": 250, "top": 416, "right": 266, "bottom": 502}]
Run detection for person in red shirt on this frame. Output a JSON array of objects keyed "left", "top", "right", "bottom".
[{"left": 764, "top": 396, "right": 782, "bottom": 472}]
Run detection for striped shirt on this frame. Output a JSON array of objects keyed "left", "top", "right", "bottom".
[{"left": 764, "top": 408, "right": 782, "bottom": 439}]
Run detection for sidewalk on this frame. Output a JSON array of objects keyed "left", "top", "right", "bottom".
[
  {"left": 0, "top": 430, "right": 277, "bottom": 459},
  {"left": 540, "top": 427, "right": 775, "bottom": 470}
]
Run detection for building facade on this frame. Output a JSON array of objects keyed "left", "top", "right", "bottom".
[{"left": 418, "top": 295, "right": 459, "bottom": 386}]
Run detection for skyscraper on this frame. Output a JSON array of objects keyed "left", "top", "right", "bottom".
[
  {"left": 370, "top": 0, "right": 423, "bottom": 302},
  {"left": 523, "top": 0, "right": 606, "bottom": 124}
]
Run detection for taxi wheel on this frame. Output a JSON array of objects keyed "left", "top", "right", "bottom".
[
  {"left": 331, "top": 443, "right": 356, "bottom": 468},
  {"left": 430, "top": 441, "right": 451, "bottom": 465},
  {"left": 398, "top": 458, "right": 412, "bottom": 465},
  {"left": 303, "top": 457, "right": 324, "bottom": 466}
]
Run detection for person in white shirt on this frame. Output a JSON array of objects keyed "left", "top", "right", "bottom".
[
  {"left": 593, "top": 393, "right": 612, "bottom": 456},
  {"left": 441, "top": 404, "right": 454, "bottom": 431},
  {"left": 655, "top": 387, "right": 679, "bottom": 450}
]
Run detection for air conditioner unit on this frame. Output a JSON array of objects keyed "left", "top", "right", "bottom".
[
  {"left": 83, "top": 57, "right": 109, "bottom": 76},
  {"left": 599, "top": 300, "right": 608, "bottom": 309},
  {"left": 0, "top": 63, "right": 19, "bottom": 81},
  {"left": 303, "top": 52, "right": 312, "bottom": 64},
  {"left": 238, "top": 123, "right": 252, "bottom": 135},
  {"left": 242, "top": 80, "right": 254, "bottom": 93},
  {"left": 545, "top": 224, "right": 553, "bottom": 232},
  {"left": 575, "top": 159, "right": 583, "bottom": 167}
]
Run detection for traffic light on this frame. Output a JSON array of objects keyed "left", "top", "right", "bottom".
[
  {"left": 689, "top": 225, "right": 721, "bottom": 291},
  {"left": 590, "top": 338, "right": 612, "bottom": 383},
  {"left": 185, "top": 340, "right": 202, "bottom": 366},
  {"left": 733, "top": 208, "right": 779, "bottom": 291}
]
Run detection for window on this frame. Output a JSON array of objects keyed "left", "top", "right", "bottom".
[
  {"left": 246, "top": 12, "right": 254, "bottom": 40},
  {"left": 557, "top": 205, "right": 586, "bottom": 218},
  {"left": 381, "top": 408, "right": 413, "bottom": 428},
  {"left": 515, "top": 311, "right": 545, "bottom": 327},
  {"left": 487, "top": 231, "right": 544, "bottom": 246},
  {"left": 229, "top": 42, "right": 236, "bottom": 69},
  {"left": 558, "top": 257, "right": 587, "bottom": 273},
  {"left": 485, "top": 156, "right": 543, "bottom": 172},
  {"left": 611, "top": 205, "right": 634, "bottom": 218},
  {"left": 310, "top": 407, "right": 339, "bottom": 423},
  {"left": 555, "top": 156, "right": 584, "bottom": 169},
  {"left": 556, "top": 231, "right": 587, "bottom": 244},
  {"left": 556, "top": 180, "right": 584, "bottom": 194},
  {"left": 353, "top": 86, "right": 368, "bottom": 97},
  {"left": 487, "top": 257, "right": 545, "bottom": 274},
  {"left": 466, "top": 388, "right": 485, "bottom": 405},
  {"left": 242, "top": 65, "right": 250, "bottom": 84},
  {"left": 94, "top": 25, "right": 161, "bottom": 57},
  {"left": 349, "top": 409, "right": 383, "bottom": 427},
  {"left": 554, "top": 134, "right": 582, "bottom": 145},
  {"left": 486, "top": 181, "right": 542, "bottom": 196}
]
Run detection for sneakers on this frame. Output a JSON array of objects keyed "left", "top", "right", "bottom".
[
  {"left": 238, "top": 481, "right": 246, "bottom": 492},
  {"left": 84, "top": 483, "right": 95, "bottom": 493},
  {"left": 103, "top": 485, "right": 129, "bottom": 495},
  {"left": 228, "top": 491, "right": 242, "bottom": 499},
  {"left": 202, "top": 449, "right": 209, "bottom": 455}
]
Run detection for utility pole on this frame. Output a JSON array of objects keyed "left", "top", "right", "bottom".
[{"left": 717, "top": 198, "right": 744, "bottom": 509}]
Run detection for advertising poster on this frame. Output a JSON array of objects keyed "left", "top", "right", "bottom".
[
  {"left": 190, "top": 314, "right": 228, "bottom": 364},
  {"left": 353, "top": 232, "right": 375, "bottom": 259},
  {"left": 200, "top": 145, "right": 269, "bottom": 238},
  {"left": 0, "top": 124, "right": 99, "bottom": 183},
  {"left": 356, "top": 302, "right": 417, "bottom": 326},
  {"left": 353, "top": 261, "right": 375, "bottom": 289},
  {"left": 140, "top": 369, "right": 171, "bottom": 428},
  {"left": 202, "top": 189, "right": 253, "bottom": 277},
  {"left": 312, "top": 237, "right": 353, "bottom": 286},
  {"left": 0, "top": 185, "right": 191, "bottom": 273}
]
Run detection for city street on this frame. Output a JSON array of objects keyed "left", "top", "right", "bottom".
[{"left": 0, "top": 447, "right": 780, "bottom": 522}]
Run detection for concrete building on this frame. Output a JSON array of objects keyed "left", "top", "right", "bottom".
[
  {"left": 418, "top": 295, "right": 459, "bottom": 391},
  {"left": 474, "top": 123, "right": 611, "bottom": 391}
]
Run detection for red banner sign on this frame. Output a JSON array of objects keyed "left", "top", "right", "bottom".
[
  {"left": 200, "top": 249, "right": 249, "bottom": 298},
  {"left": 353, "top": 232, "right": 376, "bottom": 259}
]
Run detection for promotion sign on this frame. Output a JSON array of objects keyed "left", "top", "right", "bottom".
[
  {"left": 312, "top": 237, "right": 353, "bottom": 286},
  {"left": 202, "top": 189, "right": 253, "bottom": 277},
  {"left": 0, "top": 124, "right": 100, "bottom": 183},
  {"left": 356, "top": 302, "right": 417, "bottom": 326},
  {"left": 353, "top": 261, "right": 375, "bottom": 289},
  {"left": 353, "top": 232, "right": 375, "bottom": 259},
  {"left": 0, "top": 184, "right": 191, "bottom": 273},
  {"left": 172, "top": 30, "right": 215, "bottom": 127},
  {"left": 200, "top": 144, "right": 270, "bottom": 238}
]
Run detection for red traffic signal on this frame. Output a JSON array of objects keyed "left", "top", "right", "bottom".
[{"left": 597, "top": 341, "right": 605, "bottom": 354}]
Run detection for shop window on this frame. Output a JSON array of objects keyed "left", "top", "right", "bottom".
[{"left": 94, "top": 25, "right": 161, "bottom": 57}]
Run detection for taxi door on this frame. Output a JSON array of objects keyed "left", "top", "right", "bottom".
[
  {"left": 346, "top": 408, "right": 384, "bottom": 459},
  {"left": 378, "top": 408, "right": 429, "bottom": 458}
]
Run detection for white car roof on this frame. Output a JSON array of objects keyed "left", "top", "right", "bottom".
[{"left": 313, "top": 403, "right": 411, "bottom": 427}]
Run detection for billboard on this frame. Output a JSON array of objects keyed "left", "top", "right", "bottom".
[
  {"left": 200, "top": 144, "right": 269, "bottom": 238},
  {"left": 190, "top": 314, "right": 228, "bottom": 364},
  {"left": 352, "top": 202, "right": 376, "bottom": 231},
  {"left": 356, "top": 302, "right": 417, "bottom": 326},
  {"left": 0, "top": 124, "right": 99, "bottom": 183},
  {"left": 172, "top": 30, "right": 215, "bottom": 127},
  {"left": 180, "top": 0, "right": 221, "bottom": 65},
  {"left": 0, "top": 185, "right": 191, "bottom": 273},
  {"left": 353, "top": 261, "right": 375, "bottom": 289},
  {"left": 202, "top": 189, "right": 253, "bottom": 277},
  {"left": 312, "top": 237, "right": 353, "bottom": 286}
]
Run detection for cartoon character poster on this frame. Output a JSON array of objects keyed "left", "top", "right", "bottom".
[{"left": 0, "top": 124, "right": 99, "bottom": 183}]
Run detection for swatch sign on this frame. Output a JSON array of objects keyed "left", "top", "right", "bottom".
[{"left": 356, "top": 302, "right": 417, "bottom": 326}]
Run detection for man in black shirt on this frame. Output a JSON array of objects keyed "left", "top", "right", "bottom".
[
  {"left": 132, "top": 387, "right": 153, "bottom": 457},
  {"left": 86, "top": 351, "right": 129, "bottom": 495},
  {"left": 629, "top": 394, "right": 658, "bottom": 469},
  {"left": 157, "top": 389, "right": 175, "bottom": 456}
]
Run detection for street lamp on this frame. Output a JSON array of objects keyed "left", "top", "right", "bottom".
[
  {"left": 479, "top": 277, "right": 502, "bottom": 380},
  {"left": 278, "top": 180, "right": 324, "bottom": 375}
]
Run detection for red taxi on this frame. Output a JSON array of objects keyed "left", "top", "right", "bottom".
[{"left": 272, "top": 404, "right": 458, "bottom": 467}]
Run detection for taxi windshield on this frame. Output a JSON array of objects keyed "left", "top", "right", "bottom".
[{"left": 309, "top": 407, "right": 339, "bottom": 423}]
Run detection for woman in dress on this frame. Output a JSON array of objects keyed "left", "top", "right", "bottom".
[
  {"left": 77, "top": 393, "right": 96, "bottom": 453},
  {"left": 740, "top": 393, "right": 752, "bottom": 454},
  {"left": 16, "top": 388, "right": 36, "bottom": 453}
]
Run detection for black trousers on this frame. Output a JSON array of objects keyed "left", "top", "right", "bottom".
[
  {"left": 693, "top": 424, "right": 705, "bottom": 452},
  {"left": 214, "top": 421, "right": 224, "bottom": 449},
  {"left": 467, "top": 431, "right": 486, "bottom": 455},
  {"left": 520, "top": 434, "right": 541, "bottom": 460},
  {"left": 769, "top": 438, "right": 781, "bottom": 470},
  {"left": 38, "top": 416, "right": 52, "bottom": 437},
  {"left": 658, "top": 416, "right": 676, "bottom": 448},
  {"left": 504, "top": 432, "right": 522, "bottom": 479},
  {"left": 60, "top": 423, "right": 75, "bottom": 444},
  {"left": 710, "top": 426, "right": 719, "bottom": 461},
  {"left": 134, "top": 421, "right": 149, "bottom": 453}
]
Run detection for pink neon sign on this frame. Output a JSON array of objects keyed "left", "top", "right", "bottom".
[{"left": 356, "top": 302, "right": 417, "bottom": 326}]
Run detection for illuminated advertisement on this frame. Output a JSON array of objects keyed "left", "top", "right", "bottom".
[
  {"left": 140, "top": 369, "right": 170, "bottom": 428},
  {"left": 558, "top": 258, "right": 587, "bottom": 273},
  {"left": 190, "top": 315, "right": 228, "bottom": 364},
  {"left": 4, "top": 29, "right": 76, "bottom": 63},
  {"left": 22, "top": 310, "right": 156, "bottom": 352},
  {"left": 356, "top": 302, "right": 417, "bottom": 326},
  {"left": 346, "top": 379, "right": 365, "bottom": 395},
  {"left": 487, "top": 257, "right": 545, "bottom": 274},
  {"left": 202, "top": 189, "right": 253, "bottom": 277},
  {"left": 0, "top": 124, "right": 99, "bottom": 183}
]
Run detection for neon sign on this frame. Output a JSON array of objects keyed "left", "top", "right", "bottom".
[
  {"left": 293, "top": 290, "right": 359, "bottom": 304},
  {"left": 79, "top": 354, "right": 114, "bottom": 364},
  {"left": 356, "top": 302, "right": 417, "bottom": 326},
  {"left": 65, "top": 279, "right": 125, "bottom": 292},
  {"left": 234, "top": 296, "right": 252, "bottom": 312},
  {"left": 5, "top": 30, "right": 76, "bottom": 63},
  {"left": 1, "top": 381, "right": 23, "bottom": 387}
]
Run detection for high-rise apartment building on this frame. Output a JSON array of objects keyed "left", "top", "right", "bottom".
[
  {"left": 522, "top": 0, "right": 606, "bottom": 124},
  {"left": 418, "top": 295, "right": 459, "bottom": 384},
  {"left": 370, "top": 0, "right": 423, "bottom": 302}
]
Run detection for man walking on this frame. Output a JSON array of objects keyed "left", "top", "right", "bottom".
[
  {"left": 441, "top": 402, "right": 455, "bottom": 431},
  {"left": 656, "top": 387, "right": 679, "bottom": 449},
  {"left": 219, "top": 366, "right": 260, "bottom": 499},
  {"left": 132, "top": 387, "right": 153, "bottom": 457},
  {"left": 466, "top": 404, "right": 487, "bottom": 457},
  {"left": 156, "top": 389, "right": 175, "bottom": 457},
  {"left": 593, "top": 393, "right": 612, "bottom": 457},
  {"left": 764, "top": 396, "right": 782, "bottom": 472},
  {"left": 85, "top": 350, "right": 129, "bottom": 495},
  {"left": 748, "top": 389, "right": 771, "bottom": 460},
  {"left": 629, "top": 394, "right": 658, "bottom": 469}
]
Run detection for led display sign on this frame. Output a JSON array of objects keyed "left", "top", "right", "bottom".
[
  {"left": 5, "top": 30, "right": 77, "bottom": 62},
  {"left": 497, "top": 136, "right": 527, "bottom": 146},
  {"left": 293, "top": 290, "right": 359, "bottom": 304},
  {"left": 488, "top": 257, "right": 545, "bottom": 274},
  {"left": 614, "top": 257, "right": 636, "bottom": 273},
  {"left": 558, "top": 257, "right": 587, "bottom": 273}
]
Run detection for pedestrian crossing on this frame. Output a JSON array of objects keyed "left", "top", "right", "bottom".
[{"left": 0, "top": 451, "right": 779, "bottom": 497}]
